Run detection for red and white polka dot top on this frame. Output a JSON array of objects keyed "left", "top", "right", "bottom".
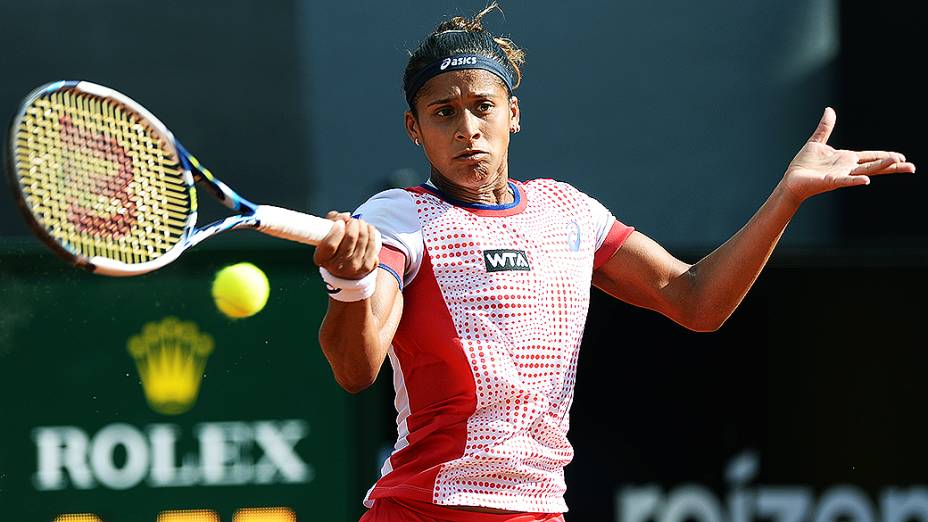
[{"left": 357, "top": 178, "right": 633, "bottom": 513}]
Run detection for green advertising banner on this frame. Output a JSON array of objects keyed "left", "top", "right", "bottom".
[{"left": 0, "top": 239, "right": 385, "bottom": 521}]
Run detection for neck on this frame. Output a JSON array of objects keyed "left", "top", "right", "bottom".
[{"left": 430, "top": 164, "right": 513, "bottom": 206}]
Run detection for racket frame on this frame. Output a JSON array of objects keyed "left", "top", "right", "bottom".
[
  {"left": 6, "top": 81, "right": 295, "bottom": 276},
  {"left": 7, "top": 81, "right": 203, "bottom": 275},
  {"left": 8, "top": 81, "right": 334, "bottom": 276}
]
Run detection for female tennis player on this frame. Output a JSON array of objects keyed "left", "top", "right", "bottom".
[{"left": 314, "top": 5, "right": 916, "bottom": 521}]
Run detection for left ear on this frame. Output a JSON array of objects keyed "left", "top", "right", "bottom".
[{"left": 509, "top": 96, "right": 521, "bottom": 133}]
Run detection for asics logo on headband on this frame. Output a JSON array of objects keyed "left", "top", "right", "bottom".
[
  {"left": 406, "top": 54, "right": 513, "bottom": 107},
  {"left": 440, "top": 56, "right": 478, "bottom": 70}
]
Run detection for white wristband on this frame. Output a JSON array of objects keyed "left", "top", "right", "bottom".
[{"left": 319, "top": 267, "right": 378, "bottom": 302}]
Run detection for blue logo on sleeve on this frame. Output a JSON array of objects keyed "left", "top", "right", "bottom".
[{"left": 567, "top": 221, "right": 581, "bottom": 252}]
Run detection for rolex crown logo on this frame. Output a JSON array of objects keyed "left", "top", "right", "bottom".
[{"left": 127, "top": 317, "right": 214, "bottom": 415}]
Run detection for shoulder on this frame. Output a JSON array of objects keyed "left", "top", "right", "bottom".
[
  {"left": 520, "top": 178, "right": 598, "bottom": 212},
  {"left": 353, "top": 189, "right": 419, "bottom": 229},
  {"left": 354, "top": 188, "right": 416, "bottom": 214},
  {"left": 521, "top": 178, "right": 576, "bottom": 188},
  {"left": 521, "top": 178, "right": 586, "bottom": 198},
  {"left": 353, "top": 189, "right": 424, "bottom": 283},
  {"left": 521, "top": 177, "right": 573, "bottom": 189}
]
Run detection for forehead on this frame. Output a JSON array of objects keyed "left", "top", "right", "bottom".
[{"left": 416, "top": 69, "right": 509, "bottom": 102}]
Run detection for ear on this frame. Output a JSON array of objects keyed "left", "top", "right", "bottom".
[
  {"left": 404, "top": 110, "right": 420, "bottom": 145},
  {"left": 509, "top": 96, "right": 521, "bottom": 133}
]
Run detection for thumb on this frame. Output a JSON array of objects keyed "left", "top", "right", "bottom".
[
  {"left": 325, "top": 210, "right": 352, "bottom": 222},
  {"left": 808, "top": 107, "right": 836, "bottom": 144}
]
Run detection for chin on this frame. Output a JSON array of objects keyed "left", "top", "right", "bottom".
[
  {"left": 470, "top": 170, "right": 490, "bottom": 181},
  {"left": 438, "top": 161, "right": 498, "bottom": 187},
  {"left": 465, "top": 163, "right": 495, "bottom": 181}
]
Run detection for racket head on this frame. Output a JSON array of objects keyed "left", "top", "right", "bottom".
[{"left": 6, "top": 81, "right": 198, "bottom": 275}]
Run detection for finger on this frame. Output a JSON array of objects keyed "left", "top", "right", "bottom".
[
  {"left": 313, "top": 219, "right": 345, "bottom": 266},
  {"left": 349, "top": 220, "right": 370, "bottom": 273},
  {"left": 857, "top": 161, "right": 917, "bottom": 176},
  {"left": 324, "top": 210, "right": 352, "bottom": 221},
  {"left": 851, "top": 157, "right": 898, "bottom": 175},
  {"left": 331, "top": 218, "right": 361, "bottom": 269},
  {"left": 835, "top": 174, "right": 870, "bottom": 188},
  {"left": 361, "top": 224, "right": 381, "bottom": 273},
  {"left": 808, "top": 107, "right": 836, "bottom": 144},
  {"left": 354, "top": 223, "right": 382, "bottom": 274},
  {"left": 857, "top": 151, "right": 906, "bottom": 163}
]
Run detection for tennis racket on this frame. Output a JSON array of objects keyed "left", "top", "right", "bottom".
[{"left": 6, "top": 80, "right": 337, "bottom": 276}]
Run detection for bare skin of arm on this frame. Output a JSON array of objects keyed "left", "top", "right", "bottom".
[
  {"left": 594, "top": 186, "right": 798, "bottom": 332},
  {"left": 594, "top": 108, "right": 916, "bottom": 332},
  {"left": 315, "top": 212, "right": 404, "bottom": 393},
  {"left": 319, "top": 272, "right": 402, "bottom": 393}
]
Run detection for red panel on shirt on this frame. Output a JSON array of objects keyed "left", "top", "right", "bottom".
[
  {"left": 367, "top": 249, "right": 476, "bottom": 503},
  {"left": 593, "top": 220, "right": 634, "bottom": 270}
]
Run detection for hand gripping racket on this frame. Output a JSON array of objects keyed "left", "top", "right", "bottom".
[{"left": 6, "top": 81, "right": 336, "bottom": 276}]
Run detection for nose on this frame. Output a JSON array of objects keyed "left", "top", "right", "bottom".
[{"left": 454, "top": 110, "right": 482, "bottom": 142}]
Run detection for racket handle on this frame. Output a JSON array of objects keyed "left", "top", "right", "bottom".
[{"left": 252, "top": 205, "right": 334, "bottom": 246}]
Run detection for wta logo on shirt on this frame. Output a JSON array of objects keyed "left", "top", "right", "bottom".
[{"left": 484, "top": 249, "right": 531, "bottom": 272}]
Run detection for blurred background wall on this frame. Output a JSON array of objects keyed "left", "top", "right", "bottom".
[
  {"left": 0, "top": 1, "right": 924, "bottom": 520},
  {"left": 303, "top": 0, "right": 842, "bottom": 248}
]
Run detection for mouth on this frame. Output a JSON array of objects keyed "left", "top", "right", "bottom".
[{"left": 454, "top": 149, "right": 488, "bottom": 160}]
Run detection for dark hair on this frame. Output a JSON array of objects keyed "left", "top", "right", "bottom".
[{"left": 403, "top": 3, "right": 526, "bottom": 113}]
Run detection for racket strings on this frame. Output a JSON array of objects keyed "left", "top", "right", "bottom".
[{"left": 13, "top": 89, "right": 192, "bottom": 265}]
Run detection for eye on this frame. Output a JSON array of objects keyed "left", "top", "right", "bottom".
[
  {"left": 435, "top": 107, "right": 454, "bottom": 117},
  {"left": 477, "top": 102, "right": 493, "bottom": 112}
]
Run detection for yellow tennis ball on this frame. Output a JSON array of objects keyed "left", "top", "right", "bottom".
[{"left": 211, "top": 262, "right": 270, "bottom": 319}]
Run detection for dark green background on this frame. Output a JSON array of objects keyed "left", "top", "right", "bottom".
[{"left": 0, "top": 239, "right": 386, "bottom": 521}]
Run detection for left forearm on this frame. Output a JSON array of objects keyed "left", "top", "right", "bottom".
[
  {"left": 597, "top": 108, "right": 914, "bottom": 332},
  {"left": 683, "top": 180, "right": 802, "bottom": 329}
]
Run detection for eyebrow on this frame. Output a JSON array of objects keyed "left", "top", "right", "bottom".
[{"left": 426, "top": 92, "right": 498, "bottom": 107}]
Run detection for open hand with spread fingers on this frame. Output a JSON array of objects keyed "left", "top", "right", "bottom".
[{"left": 780, "top": 107, "right": 917, "bottom": 203}]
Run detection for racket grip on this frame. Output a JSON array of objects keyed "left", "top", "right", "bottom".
[{"left": 252, "top": 205, "right": 334, "bottom": 246}]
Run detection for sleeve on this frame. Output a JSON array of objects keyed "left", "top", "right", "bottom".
[
  {"left": 352, "top": 189, "right": 424, "bottom": 290},
  {"left": 586, "top": 193, "right": 635, "bottom": 270}
]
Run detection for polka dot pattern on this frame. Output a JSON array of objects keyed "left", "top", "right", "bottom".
[{"left": 412, "top": 179, "right": 599, "bottom": 513}]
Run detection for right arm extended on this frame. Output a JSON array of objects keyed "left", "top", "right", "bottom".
[{"left": 315, "top": 212, "right": 403, "bottom": 393}]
